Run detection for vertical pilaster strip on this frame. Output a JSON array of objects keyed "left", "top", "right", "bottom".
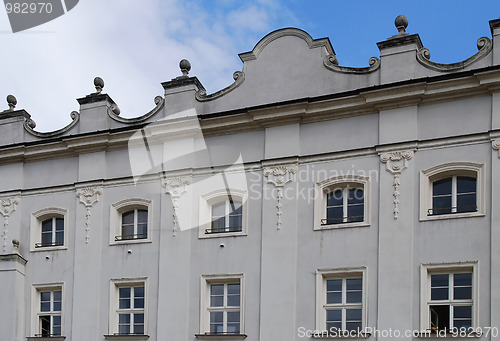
[
  {"left": 76, "top": 187, "right": 102, "bottom": 244},
  {"left": 263, "top": 165, "right": 297, "bottom": 229},
  {"left": 0, "top": 197, "right": 20, "bottom": 253},
  {"left": 162, "top": 176, "right": 191, "bottom": 237}
]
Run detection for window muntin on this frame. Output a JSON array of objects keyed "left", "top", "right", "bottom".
[
  {"left": 208, "top": 199, "right": 243, "bottom": 234},
  {"left": 430, "top": 176, "right": 477, "bottom": 215},
  {"left": 117, "top": 209, "right": 148, "bottom": 241},
  {"left": 37, "top": 217, "right": 64, "bottom": 248},
  {"left": 324, "top": 277, "right": 363, "bottom": 331},
  {"left": 324, "top": 187, "right": 364, "bottom": 225},
  {"left": 428, "top": 272, "right": 473, "bottom": 332},
  {"left": 116, "top": 285, "right": 145, "bottom": 335},
  {"left": 208, "top": 282, "right": 241, "bottom": 334},
  {"left": 37, "top": 289, "right": 62, "bottom": 337}
]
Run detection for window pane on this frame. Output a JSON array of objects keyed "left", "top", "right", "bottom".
[
  {"left": 122, "top": 211, "right": 134, "bottom": 225},
  {"left": 227, "top": 294, "right": 240, "bottom": 307},
  {"left": 211, "top": 217, "right": 226, "bottom": 231},
  {"left": 346, "top": 309, "right": 362, "bottom": 320},
  {"left": 55, "top": 231, "right": 64, "bottom": 244},
  {"left": 454, "top": 273, "right": 472, "bottom": 286},
  {"left": 457, "top": 193, "right": 476, "bottom": 212},
  {"left": 134, "top": 324, "right": 144, "bottom": 335},
  {"left": 134, "top": 286, "right": 145, "bottom": 298},
  {"left": 431, "top": 274, "right": 449, "bottom": 300},
  {"left": 52, "top": 326, "right": 61, "bottom": 336},
  {"left": 210, "top": 295, "right": 223, "bottom": 307},
  {"left": 227, "top": 323, "right": 240, "bottom": 334},
  {"left": 210, "top": 323, "right": 224, "bottom": 334},
  {"left": 55, "top": 218, "right": 64, "bottom": 231},
  {"left": 40, "top": 292, "right": 50, "bottom": 311},
  {"left": 432, "top": 274, "right": 449, "bottom": 288},
  {"left": 454, "top": 306, "right": 472, "bottom": 319},
  {"left": 212, "top": 202, "right": 226, "bottom": 217},
  {"left": 227, "top": 311, "right": 240, "bottom": 323},
  {"left": 326, "top": 309, "right": 342, "bottom": 322},
  {"left": 137, "top": 223, "right": 148, "bottom": 238},
  {"left": 40, "top": 315, "right": 50, "bottom": 336},
  {"left": 433, "top": 196, "right": 452, "bottom": 215},
  {"left": 327, "top": 292, "right": 342, "bottom": 304},
  {"left": 42, "top": 219, "right": 52, "bottom": 232},
  {"left": 137, "top": 209, "right": 148, "bottom": 223},
  {"left": 457, "top": 177, "right": 476, "bottom": 194},
  {"left": 430, "top": 305, "right": 450, "bottom": 331},
  {"left": 454, "top": 287, "right": 472, "bottom": 300},
  {"left": 346, "top": 322, "right": 362, "bottom": 332},
  {"left": 227, "top": 284, "right": 240, "bottom": 295},
  {"left": 326, "top": 207, "right": 343, "bottom": 224},
  {"left": 327, "top": 322, "right": 342, "bottom": 331},
  {"left": 346, "top": 291, "right": 362, "bottom": 303},
  {"left": 210, "top": 311, "right": 223, "bottom": 323},
  {"left": 327, "top": 279, "right": 342, "bottom": 292},
  {"left": 229, "top": 200, "right": 242, "bottom": 215},
  {"left": 347, "top": 204, "right": 364, "bottom": 222},
  {"left": 346, "top": 278, "right": 362, "bottom": 291},
  {"left": 122, "top": 224, "right": 134, "bottom": 239},
  {"left": 228, "top": 215, "right": 242, "bottom": 229},
  {"left": 134, "top": 313, "right": 144, "bottom": 334},
  {"left": 348, "top": 188, "right": 364, "bottom": 205},
  {"left": 119, "top": 314, "right": 131, "bottom": 334},
  {"left": 119, "top": 288, "right": 131, "bottom": 309},
  {"left": 211, "top": 284, "right": 224, "bottom": 295},
  {"left": 327, "top": 190, "right": 343, "bottom": 206},
  {"left": 433, "top": 178, "right": 452, "bottom": 196}
]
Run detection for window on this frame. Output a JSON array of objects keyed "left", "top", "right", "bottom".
[
  {"left": 316, "top": 268, "right": 366, "bottom": 334},
  {"left": 199, "top": 189, "right": 248, "bottom": 238},
  {"left": 118, "top": 209, "right": 148, "bottom": 241},
  {"left": 110, "top": 199, "right": 152, "bottom": 244},
  {"left": 209, "top": 199, "right": 243, "bottom": 234},
  {"left": 421, "top": 263, "right": 478, "bottom": 333},
  {"left": 314, "top": 175, "right": 370, "bottom": 230},
  {"left": 30, "top": 208, "right": 68, "bottom": 251},
  {"left": 109, "top": 278, "right": 147, "bottom": 337},
  {"left": 420, "top": 162, "right": 484, "bottom": 221},
  {"left": 430, "top": 176, "right": 477, "bottom": 215},
  {"left": 31, "top": 284, "right": 64, "bottom": 338},
  {"left": 200, "top": 274, "right": 244, "bottom": 336}
]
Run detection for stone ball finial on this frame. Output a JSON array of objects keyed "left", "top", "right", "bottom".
[
  {"left": 94, "top": 77, "right": 104, "bottom": 93},
  {"left": 179, "top": 59, "right": 191, "bottom": 77},
  {"left": 395, "top": 15, "right": 408, "bottom": 34},
  {"left": 6, "top": 94, "right": 17, "bottom": 111}
]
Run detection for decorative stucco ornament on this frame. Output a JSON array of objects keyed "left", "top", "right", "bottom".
[
  {"left": 0, "top": 196, "right": 20, "bottom": 253},
  {"left": 380, "top": 150, "right": 414, "bottom": 220},
  {"left": 263, "top": 165, "right": 297, "bottom": 229},
  {"left": 163, "top": 176, "right": 191, "bottom": 237},
  {"left": 493, "top": 139, "right": 500, "bottom": 158},
  {"left": 76, "top": 187, "right": 102, "bottom": 244}
]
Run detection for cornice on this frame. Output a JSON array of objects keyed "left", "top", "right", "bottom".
[{"left": 0, "top": 68, "right": 500, "bottom": 163}]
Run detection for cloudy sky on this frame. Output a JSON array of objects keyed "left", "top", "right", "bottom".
[{"left": 1, "top": 0, "right": 500, "bottom": 131}]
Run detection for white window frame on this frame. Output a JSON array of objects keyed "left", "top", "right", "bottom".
[
  {"left": 316, "top": 267, "right": 367, "bottom": 333},
  {"left": 199, "top": 274, "right": 245, "bottom": 336},
  {"left": 199, "top": 189, "right": 248, "bottom": 239},
  {"left": 420, "top": 162, "right": 485, "bottom": 221},
  {"left": 109, "top": 278, "right": 148, "bottom": 336},
  {"left": 30, "top": 208, "right": 68, "bottom": 252},
  {"left": 420, "top": 262, "right": 478, "bottom": 332},
  {"left": 110, "top": 199, "right": 152, "bottom": 245},
  {"left": 314, "top": 175, "right": 370, "bottom": 230},
  {"left": 31, "top": 283, "right": 64, "bottom": 338}
]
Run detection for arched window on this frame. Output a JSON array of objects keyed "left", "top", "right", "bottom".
[
  {"left": 30, "top": 208, "right": 68, "bottom": 251},
  {"left": 110, "top": 199, "right": 152, "bottom": 244},
  {"left": 420, "top": 162, "right": 484, "bottom": 220},
  {"left": 314, "top": 175, "right": 370, "bottom": 230}
]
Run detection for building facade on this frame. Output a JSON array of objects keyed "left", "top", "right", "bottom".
[{"left": 1, "top": 15, "right": 500, "bottom": 341}]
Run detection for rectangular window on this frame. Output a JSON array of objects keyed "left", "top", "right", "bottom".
[
  {"left": 200, "top": 275, "right": 244, "bottom": 336},
  {"left": 33, "top": 286, "right": 63, "bottom": 337},
  {"left": 109, "top": 278, "right": 147, "bottom": 336},
  {"left": 316, "top": 268, "right": 366, "bottom": 334},
  {"left": 421, "top": 263, "right": 477, "bottom": 333}
]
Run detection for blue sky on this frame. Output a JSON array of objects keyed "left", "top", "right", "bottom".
[{"left": 1, "top": 0, "right": 500, "bottom": 131}]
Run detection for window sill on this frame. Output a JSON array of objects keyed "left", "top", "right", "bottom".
[
  {"left": 27, "top": 337, "right": 66, "bottom": 341},
  {"left": 30, "top": 246, "right": 67, "bottom": 252},
  {"left": 415, "top": 332, "right": 482, "bottom": 338},
  {"left": 199, "top": 231, "right": 247, "bottom": 239},
  {"left": 312, "top": 332, "right": 371, "bottom": 339},
  {"left": 109, "top": 239, "right": 152, "bottom": 246},
  {"left": 314, "top": 222, "right": 369, "bottom": 231},
  {"left": 420, "top": 211, "right": 484, "bottom": 221},
  {"left": 195, "top": 334, "right": 247, "bottom": 340},
  {"left": 103, "top": 335, "right": 149, "bottom": 340}
]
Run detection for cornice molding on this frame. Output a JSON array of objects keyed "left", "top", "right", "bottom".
[
  {"left": 107, "top": 96, "right": 164, "bottom": 124},
  {"left": 417, "top": 37, "right": 492, "bottom": 72},
  {"left": 24, "top": 111, "right": 80, "bottom": 138},
  {"left": 238, "top": 27, "right": 334, "bottom": 62},
  {"left": 195, "top": 71, "right": 245, "bottom": 102},
  {"left": 324, "top": 55, "right": 381, "bottom": 74}
]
